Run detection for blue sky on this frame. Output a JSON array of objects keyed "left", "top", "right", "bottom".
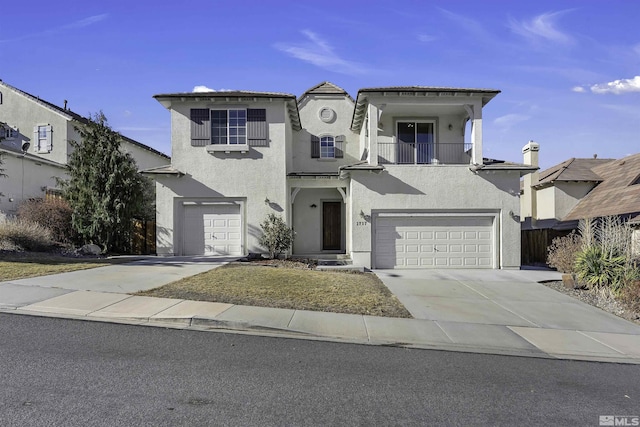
[{"left": 1, "top": 0, "right": 638, "bottom": 170}]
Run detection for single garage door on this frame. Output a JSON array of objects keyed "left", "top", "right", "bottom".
[
  {"left": 375, "top": 216, "right": 494, "bottom": 269},
  {"left": 183, "top": 203, "right": 242, "bottom": 255}
]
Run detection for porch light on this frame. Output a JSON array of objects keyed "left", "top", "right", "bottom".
[
  {"left": 310, "top": 204, "right": 317, "bottom": 208},
  {"left": 264, "top": 197, "right": 270, "bottom": 205}
]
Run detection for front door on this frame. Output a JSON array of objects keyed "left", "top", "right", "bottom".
[{"left": 322, "top": 202, "right": 341, "bottom": 250}]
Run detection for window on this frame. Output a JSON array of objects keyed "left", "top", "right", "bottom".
[
  {"left": 190, "top": 108, "right": 266, "bottom": 148},
  {"left": 311, "top": 135, "right": 344, "bottom": 159},
  {"left": 397, "top": 121, "right": 434, "bottom": 164},
  {"left": 320, "top": 136, "right": 335, "bottom": 158},
  {"left": 2, "top": 126, "right": 18, "bottom": 140},
  {"left": 33, "top": 125, "right": 52, "bottom": 153},
  {"left": 211, "top": 109, "right": 246, "bottom": 145}
]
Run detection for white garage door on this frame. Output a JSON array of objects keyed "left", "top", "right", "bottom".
[
  {"left": 183, "top": 204, "right": 242, "bottom": 256},
  {"left": 375, "top": 216, "right": 494, "bottom": 269}
]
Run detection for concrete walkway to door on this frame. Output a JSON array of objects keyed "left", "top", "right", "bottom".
[{"left": 374, "top": 268, "right": 640, "bottom": 363}]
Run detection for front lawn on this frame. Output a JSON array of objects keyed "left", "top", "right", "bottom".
[
  {"left": 0, "top": 251, "right": 134, "bottom": 281},
  {"left": 137, "top": 263, "right": 412, "bottom": 318}
]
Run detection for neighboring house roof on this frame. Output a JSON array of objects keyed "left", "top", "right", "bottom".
[
  {"left": 298, "top": 82, "right": 354, "bottom": 103},
  {"left": 534, "top": 157, "right": 614, "bottom": 188},
  {"left": 0, "top": 80, "right": 169, "bottom": 160},
  {"left": 563, "top": 153, "right": 640, "bottom": 221},
  {"left": 153, "top": 90, "right": 302, "bottom": 131},
  {"left": 140, "top": 164, "right": 185, "bottom": 176},
  {"left": 351, "top": 86, "right": 500, "bottom": 132},
  {"left": 0, "top": 146, "right": 67, "bottom": 168}
]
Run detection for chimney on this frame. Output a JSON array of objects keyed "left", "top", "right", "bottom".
[
  {"left": 521, "top": 141, "right": 540, "bottom": 222},
  {"left": 64, "top": 100, "right": 68, "bottom": 110}
]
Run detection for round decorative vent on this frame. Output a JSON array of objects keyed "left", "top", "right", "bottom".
[{"left": 319, "top": 107, "right": 336, "bottom": 123}]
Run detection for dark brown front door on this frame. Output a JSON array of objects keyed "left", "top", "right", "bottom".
[{"left": 322, "top": 202, "right": 341, "bottom": 250}]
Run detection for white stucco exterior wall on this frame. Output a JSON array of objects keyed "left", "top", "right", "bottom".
[
  {"left": 349, "top": 166, "right": 522, "bottom": 269},
  {"left": 0, "top": 151, "right": 66, "bottom": 215},
  {"left": 154, "top": 100, "right": 290, "bottom": 256},
  {"left": 292, "top": 96, "right": 359, "bottom": 172}
]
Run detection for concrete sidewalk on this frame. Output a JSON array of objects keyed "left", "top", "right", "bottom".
[{"left": 1, "top": 258, "right": 640, "bottom": 364}]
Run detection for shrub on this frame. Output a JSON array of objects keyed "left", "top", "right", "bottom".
[
  {"left": 17, "top": 198, "right": 75, "bottom": 243},
  {"left": 573, "top": 216, "right": 639, "bottom": 295},
  {"left": 0, "top": 217, "right": 54, "bottom": 251},
  {"left": 259, "top": 213, "right": 294, "bottom": 259},
  {"left": 620, "top": 278, "right": 640, "bottom": 313},
  {"left": 547, "top": 232, "right": 582, "bottom": 273},
  {"left": 574, "top": 246, "right": 627, "bottom": 291}
]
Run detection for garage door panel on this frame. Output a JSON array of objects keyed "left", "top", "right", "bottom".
[
  {"left": 375, "top": 216, "right": 494, "bottom": 269},
  {"left": 183, "top": 204, "right": 242, "bottom": 256}
]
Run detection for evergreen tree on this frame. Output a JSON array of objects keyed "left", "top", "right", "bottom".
[
  {"left": 0, "top": 131, "right": 6, "bottom": 197},
  {"left": 61, "top": 112, "right": 149, "bottom": 252}
]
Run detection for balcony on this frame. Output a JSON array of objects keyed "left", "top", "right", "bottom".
[{"left": 378, "top": 142, "right": 472, "bottom": 165}]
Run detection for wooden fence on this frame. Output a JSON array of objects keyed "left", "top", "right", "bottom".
[
  {"left": 521, "top": 229, "right": 572, "bottom": 266},
  {"left": 131, "top": 220, "right": 156, "bottom": 255}
]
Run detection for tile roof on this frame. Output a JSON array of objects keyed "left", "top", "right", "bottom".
[
  {"left": 535, "top": 157, "right": 614, "bottom": 187},
  {"left": 300, "top": 81, "right": 350, "bottom": 96},
  {"left": 351, "top": 86, "right": 500, "bottom": 132},
  {"left": 153, "top": 90, "right": 296, "bottom": 99},
  {"left": 563, "top": 153, "right": 640, "bottom": 221}
]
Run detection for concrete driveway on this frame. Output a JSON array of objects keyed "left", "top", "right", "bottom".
[
  {"left": 374, "top": 269, "right": 640, "bottom": 335},
  {"left": 2, "top": 256, "right": 237, "bottom": 294}
]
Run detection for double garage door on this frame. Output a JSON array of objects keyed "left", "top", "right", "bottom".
[
  {"left": 375, "top": 215, "right": 494, "bottom": 269},
  {"left": 182, "top": 203, "right": 242, "bottom": 256}
]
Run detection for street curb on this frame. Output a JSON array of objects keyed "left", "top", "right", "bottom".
[{"left": 3, "top": 308, "right": 640, "bottom": 365}]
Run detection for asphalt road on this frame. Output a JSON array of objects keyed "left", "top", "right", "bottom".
[{"left": 0, "top": 313, "right": 638, "bottom": 426}]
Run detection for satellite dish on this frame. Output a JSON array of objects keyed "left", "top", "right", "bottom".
[{"left": 21, "top": 142, "right": 30, "bottom": 152}]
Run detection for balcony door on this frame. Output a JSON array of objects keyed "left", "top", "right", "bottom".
[{"left": 397, "top": 121, "right": 434, "bottom": 164}]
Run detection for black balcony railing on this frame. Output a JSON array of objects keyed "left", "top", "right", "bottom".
[{"left": 378, "top": 142, "right": 472, "bottom": 165}]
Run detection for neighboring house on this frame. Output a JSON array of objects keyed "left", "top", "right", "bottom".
[
  {"left": 520, "top": 141, "right": 615, "bottom": 231},
  {"left": 562, "top": 153, "right": 640, "bottom": 223},
  {"left": 0, "top": 80, "right": 170, "bottom": 215},
  {"left": 520, "top": 142, "right": 640, "bottom": 263},
  {"left": 146, "top": 82, "right": 534, "bottom": 269}
]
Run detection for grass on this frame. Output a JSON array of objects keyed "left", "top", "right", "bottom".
[
  {"left": 0, "top": 251, "right": 135, "bottom": 281},
  {"left": 137, "top": 263, "right": 412, "bottom": 318}
]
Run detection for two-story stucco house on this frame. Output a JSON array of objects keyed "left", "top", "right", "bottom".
[
  {"left": 0, "top": 80, "right": 170, "bottom": 215},
  {"left": 147, "top": 82, "right": 534, "bottom": 269}
]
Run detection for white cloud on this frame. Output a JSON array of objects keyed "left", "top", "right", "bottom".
[
  {"left": 61, "top": 14, "right": 109, "bottom": 30},
  {"left": 417, "top": 34, "right": 437, "bottom": 43},
  {"left": 493, "top": 113, "right": 530, "bottom": 129},
  {"left": 193, "top": 85, "right": 215, "bottom": 93},
  {"left": 509, "top": 11, "right": 574, "bottom": 45},
  {"left": 572, "top": 86, "right": 586, "bottom": 93},
  {"left": 192, "top": 86, "right": 233, "bottom": 93},
  {"left": 274, "top": 30, "right": 367, "bottom": 75},
  {"left": 0, "top": 14, "right": 108, "bottom": 43},
  {"left": 589, "top": 76, "right": 640, "bottom": 94}
]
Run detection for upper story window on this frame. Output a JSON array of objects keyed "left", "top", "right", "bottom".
[
  {"left": 190, "top": 108, "right": 266, "bottom": 149},
  {"left": 33, "top": 125, "right": 52, "bottom": 153},
  {"left": 320, "top": 136, "right": 335, "bottom": 158},
  {"left": 212, "top": 109, "right": 246, "bottom": 145},
  {"left": 2, "top": 126, "right": 18, "bottom": 140},
  {"left": 311, "top": 135, "right": 344, "bottom": 159}
]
